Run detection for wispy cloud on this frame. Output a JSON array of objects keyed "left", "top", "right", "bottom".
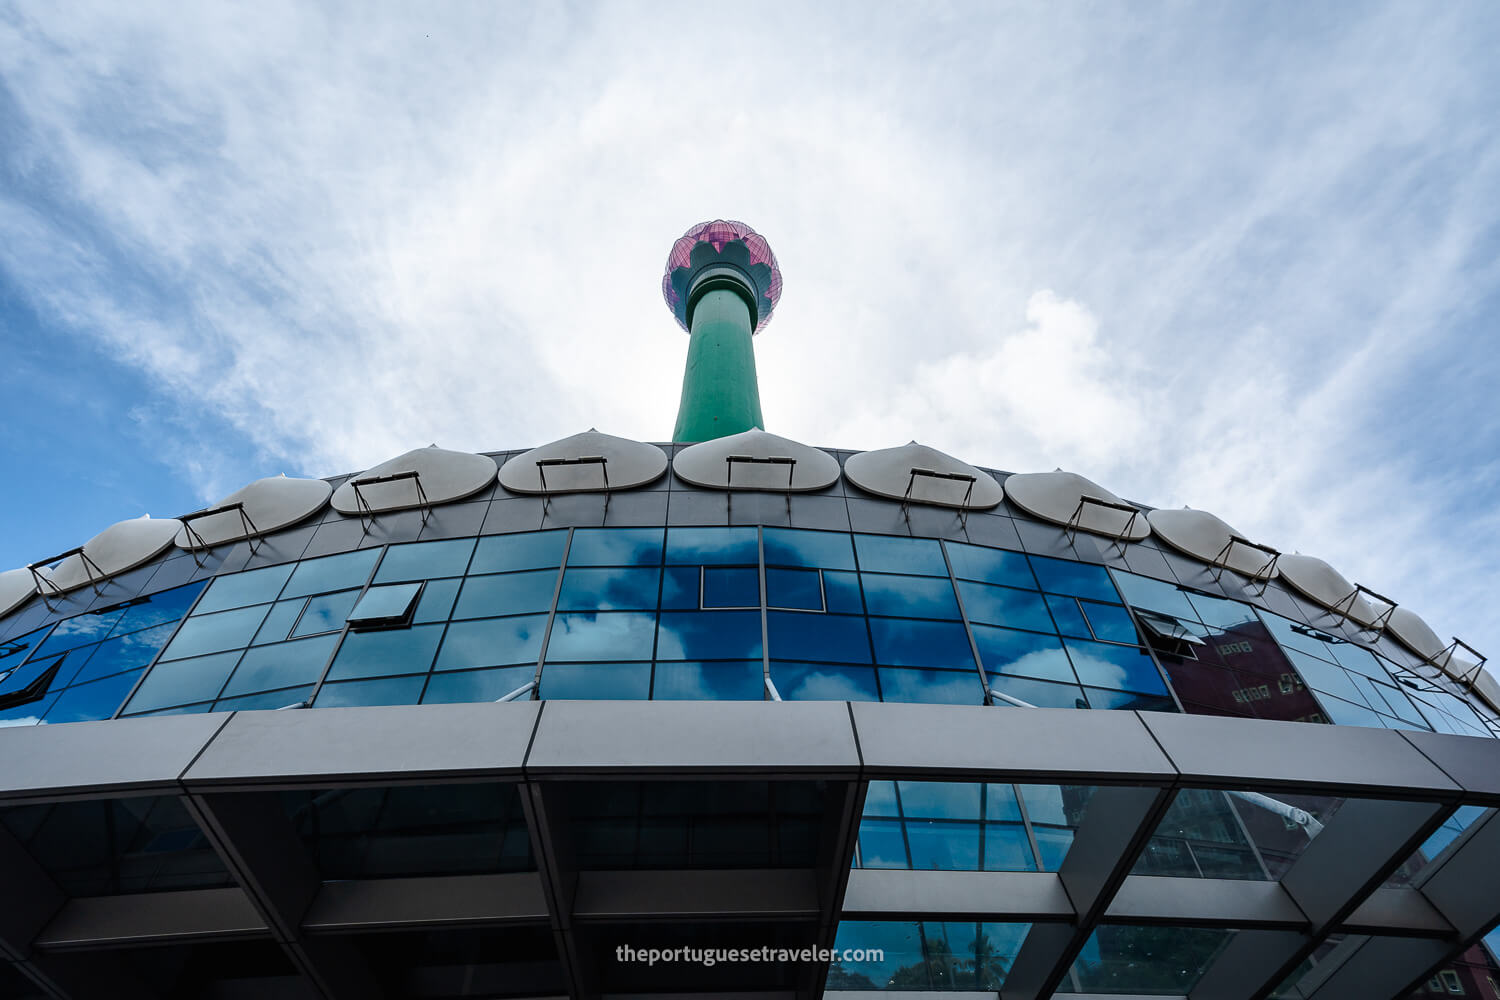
[{"left": 1, "top": 2, "right": 1498, "bottom": 667}]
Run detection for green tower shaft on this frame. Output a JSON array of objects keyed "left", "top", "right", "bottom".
[{"left": 672, "top": 288, "right": 764, "bottom": 443}]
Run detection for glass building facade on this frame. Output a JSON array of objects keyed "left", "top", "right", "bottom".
[{"left": 1, "top": 441, "right": 1498, "bottom": 1000}]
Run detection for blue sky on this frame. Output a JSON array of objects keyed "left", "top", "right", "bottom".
[{"left": 2, "top": 2, "right": 1499, "bottom": 673}]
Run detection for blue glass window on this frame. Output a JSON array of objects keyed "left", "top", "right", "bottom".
[
  {"left": 864, "top": 780, "right": 899, "bottom": 815},
  {"left": 453, "top": 570, "right": 558, "bottom": 619},
  {"left": 252, "top": 599, "right": 305, "bottom": 645},
  {"left": 373, "top": 538, "right": 475, "bottom": 582},
  {"left": 957, "top": 581, "right": 1053, "bottom": 633},
  {"left": 853, "top": 534, "right": 947, "bottom": 576},
  {"left": 762, "top": 528, "right": 856, "bottom": 569},
  {"left": 898, "top": 781, "right": 980, "bottom": 819},
  {"left": 665, "top": 527, "right": 758, "bottom": 564},
  {"left": 421, "top": 665, "right": 534, "bottom": 704},
  {"left": 1111, "top": 571, "right": 1200, "bottom": 621},
  {"left": 1186, "top": 591, "right": 1259, "bottom": 631},
  {"left": 1070, "top": 925, "right": 1231, "bottom": 995},
  {"left": 282, "top": 549, "right": 380, "bottom": 601},
  {"left": 878, "top": 667, "right": 984, "bottom": 705},
  {"left": 328, "top": 624, "right": 445, "bottom": 680},
  {"left": 546, "top": 612, "right": 656, "bottom": 662},
  {"left": 291, "top": 589, "right": 360, "bottom": 637},
  {"left": 123, "top": 651, "right": 242, "bottom": 714},
  {"left": 861, "top": 574, "right": 960, "bottom": 619},
  {"left": 944, "top": 542, "right": 1035, "bottom": 587},
  {"left": 540, "top": 663, "right": 650, "bottom": 700},
  {"left": 986, "top": 784, "right": 1024, "bottom": 822},
  {"left": 701, "top": 567, "right": 759, "bottom": 608},
  {"left": 40, "top": 670, "right": 144, "bottom": 724},
  {"left": 1084, "top": 687, "right": 1176, "bottom": 712},
  {"left": 558, "top": 567, "right": 660, "bottom": 611},
  {"left": 107, "top": 581, "right": 207, "bottom": 634},
  {"left": 346, "top": 583, "right": 423, "bottom": 627},
  {"left": 437, "top": 616, "right": 547, "bottom": 670},
  {"left": 857, "top": 818, "right": 908, "bottom": 868},
  {"left": 653, "top": 661, "right": 763, "bottom": 700},
  {"left": 1029, "top": 556, "right": 1119, "bottom": 602},
  {"left": 222, "top": 634, "right": 340, "bottom": 696},
  {"left": 823, "top": 571, "right": 865, "bottom": 613},
  {"left": 32, "top": 610, "right": 124, "bottom": 660},
  {"left": 470, "top": 530, "right": 566, "bottom": 574},
  {"left": 413, "top": 577, "right": 461, "bottom": 623},
  {"left": 869, "top": 619, "right": 974, "bottom": 669},
  {"left": 905, "top": 820, "right": 980, "bottom": 869},
  {"left": 985, "top": 825, "right": 1037, "bottom": 871},
  {"left": 1065, "top": 640, "right": 1166, "bottom": 694},
  {"left": 766, "top": 568, "right": 823, "bottom": 611},
  {"left": 161, "top": 605, "right": 270, "bottom": 660},
  {"left": 214, "top": 686, "right": 314, "bottom": 711},
  {"left": 0, "top": 652, "right": 65, "bottom": 703},
  {"left": 194, "top": 564, "right": 295, "bottom": 614},
  {"left": 656, "top": 611, "right": 762, "bottom": 660},
  {"left": 1045, "top": 595, "right": 1091, "bottom": 638},
  {"left": 972, "top": 628, "right": 1073, "bottom": 682},
  {"left": 1282, "top": 648, "right": 1363, "bottom": 704},
  {"left": 314, "top": 674, "right": 426, "bottom": 708},
  {"left": 770, "top": 663, "right": 879, "bottom": 701},
  {"left": 659, "top": 566, "right": 699, "bottom": 610},
  {"left": 566, "top": 528, "right": 663, "bottom": 567},
  {"left": 990, "top": 674, "right": 1087, "bottom": 710},
  {"left": 1080, "top": 601, "right": 1138, "bottom": 643},
  {"left": 64, "top": 623, "right": 177, "bottom": 686},
  {"left": 0, "top": 624, "right": 53, "bottom": 669},
  {"left": 767, "top": 612, "right": 871, "bottom": 664}
]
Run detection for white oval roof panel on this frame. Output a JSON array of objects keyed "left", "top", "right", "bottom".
[
  {"left": 673, "top": 430, "right": 841, "bottom": 492},
  {"left": 332, "top": 447, "right": 497, "bottom": 515},
  {"left": 843, "top": 442, "right": 1003, "bottom": 510},
  {"left": 1147, "top": 508, "right": 1280, "bottom": 581},
  {"left": 499, "top": 431, "right": 667, "bottom": 495},
  {"left": 1277, "top": 553, "right": 1381, "bottom": 626},
  {"left": 47, "top": 515, "right": 183, "bottom": 593},
  {"left": 1387, "top": 607, "right": 1450, "bottom": 666},
  {"left": 0, "top": 568, "right": 37, "bottom": 618},
  {"left": 1003, "top": 471, "right": 1149, "bottom": 541},
  {"left": 174, "top": 475, "right": 332, "bottom": 549}
]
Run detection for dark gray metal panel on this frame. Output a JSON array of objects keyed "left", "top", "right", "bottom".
[
  {"left": 1106, "top": 876, "right": 1305, "bottom": 928},
  {"left": 355, "top": 508, "right": 426, "bottom": 548},
  {"left": 34, "top": 888, "right": 267, "bottom": 948},
  {"left": 840, "top": 869, "right": 1073, "bottom": 921},
  {"left": 1300, "top": 935, "right": 1454, "bottom": 1000},
  {"left": 600, "top": 490, "right": 670, "bottom": 527},
  {"left": 525, "top": 701, "right": 860, "bottom": 777},
  {"left": 1281, "top": 798, "right": 1449, "bottom": 930},
  {"left": 1013, "top": 519, "right": 1102, "bottom": 564},
  {"left": 845, "top": 498, "right": 914, "bottom": 537},
  {"left": 999, "top": 921, "right": 1075, "bottom": 1000},
  {"left": 786, "top": 494, "right": 852, "bottom": 532},
  {"left": 0, "top": 713, "right": 230, "bottom": 803},
  {"left": 960, "top": 513, "right": 1025, "bottom": 552},
  {"left": 481, "top": 497, "right": 548, "bottom": 534},
  {"left": 1189, "top": 930, "right": 1308, "bottom": 1000},
  {"left": 727, "top": 492, "right": 793, "bottom": 528},
  {"left": 1399, "top": 730, "right": 1500, "bottom": 800},
  {"left": 0, "top": 824, "right": 65, "bottom": 961},
  {"left": 415, "top": 500, "right": 490, "bottom": 540},
  {"left": 572, "top": 869, "right": 819, "bottom": 920},
  {"left": 851, "top": 703, "right": 1176, "bottom": 782},
  {"left": 540, "top": 493, "right": 610, "bottom": 529},
  {"left": 186, "top": 791, "right": 321, "bottom": 942},
  {"left": 1340, "top": 887, "right": 1452, "bottom": 936},
  {"left": 184, "top": 702, "right": 540, "bottom": 787},
  {"left": 902, "top": 504, "right": 971, "bottom": 542},
  {"left": 298, "top": 517, "right": 369, "bottom": 559},
  {"left": 236, "top": 523, "right": 319, "bottom": 571},
  {"left": 1119, "top": 543, "right": 1177, "bottom": 583},
  {"left": 1139, "top": 713, "right": 1461, "bottom": 796},
  {"left": 665, "top": 490, "right": 729, "bottom": 525},
  {"left": 1418, "top": 809, "right": 1500, "bottom": 935},
  {"left": 302, "top": 872, "right": 550, "bottom": 931}
]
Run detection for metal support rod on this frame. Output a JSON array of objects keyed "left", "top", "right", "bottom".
[
  {"left": 496, "top": 680, "right": 538, "bottom": 703},
  {"left": 1330, "top": 582, "right": 1397, "bottom": 634},
  {"left": 27, "top": 546, "right": 109, "bottom": 603},
  {"left": 1211, "top": 534, "right": 1280, "bottom": 591},
  {"left": 726, "top": 454, "right": 796, "bottom": 518},
  {"left": 1066, "top": 494, "right": 1141, "bottom": 547},
  {"left": 536, "top": 456, "right": 610, "bottom": 493},
  {"left": 904, "top": 467, "right": 975, "bottom": 526},
  {"left": 179, "top": 501, "right": 263, "bottom": 565},
  {"left": 764, "top": 675, "right": 783, "bottom": 702},
  {"left": 1227, "top": 789, "right": 1326, "bottom": 838},
  {"left": 350, "top": 470, "right": 431, "bottom": 533}
]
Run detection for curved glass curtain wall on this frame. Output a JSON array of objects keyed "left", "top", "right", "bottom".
[{"left": 0, "top": 524, "right": 1490, "bottom": 737}]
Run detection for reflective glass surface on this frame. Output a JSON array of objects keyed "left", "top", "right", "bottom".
[
  {"left": 766, "top": 568, "right": 823, "bottom": 610},
  {"left": 122, "top": 651, "right": 242, "bottom": 715},
  {"left": 862, "top": 574, "right": 960, "bottom": 619},
  {"left": 830, "top": 921, "right": 1030, "bottom": 990},
  {"left": 314, "top": 674, "right": 427, "bottom": 707},
  {"left": 853, "top": 534, "right": 947, "bottom": 576},
  {"left": 958, "top": 581, "right": 1053, "bottom": 632},
  {"left": 666, "top": 526, "right": 758, "bottom": 564},
  {"left": 973, "top": 626, "right": 1072, "bottom": 683},
  {"left": 567, "top": 527, "right": 663, "bottom": 567},
  {"left": 767, "top": 612, "right": 871, "bottom": 664},
  {"left": 223, "top": 634, "right": 340, "bottom": 695},
  {"left": 372, "top": 538, "right": 475, "bottom": 583},
  {"left": 558, "top": 567, "right": 660, "bottom": 611},
  {"left": 944, "top": 542, "right": 1035, "bottom": 587},
  {"left": 701, "top": 567, "right": 759, "bottom": 608},
  {"left": 281, "top": 549, "right": 379, "bottom": 600},
  {"left": 771, "top": 663, "right": 880, "bottom": 701},
  {"left": 1069, "top": 925, "right": 1232, "bottom": 994},
  {"left": 193, "top": 563, "right": 294, "bottom": 614},
  {"left": 763, "top": 527, "right": 856, "bottom": 569},
  {"left": 327, "top": 624, "right": 445, "bottom": 680},
  {"left": 541, "top": 662, "right": 651, "bottom": 700},
  {"left": 548, "top": 612, "right": 656, "bottom": 661},
  {"left": 436, "top": 616, "right": 546, "bottom": 670},
  {"left": 1029, "top": 555, "right": 1119, "bottom": 602},
  {"left": 653, "top": 661, "right": 763, "bottom": 700},
  {"left": 291, "top": 589, "right": 360, "bottom": 637},
  {"left": 869, "top": 619, "right": 974, "bottom": 669},
  {"left": 470, "top": 529, "right": 566, "bottom": 573},
  {"left": 159, "top": 605, "right": 270, "bottom": 660},
  {"left": 657, "top": 611, "right": 762, "bottom": 660},
  {"left": 346, "top": 582, "right": 423, "bottom": 625},
  {"left": 453, "top": 570, "right": 558, "bottom": 619},
  {"left": 420, "top": 664, "right": 534, "bottom": 703}
]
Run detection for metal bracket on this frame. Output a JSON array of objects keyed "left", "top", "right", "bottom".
[
  {"left": 536, "top": 455, "right": 611, "bottom": 513},
  {"left": 496, "top": 680, "right": 538, "bottom": 703},
  {"left": 726, "top": 455, "right": 797, "bottom": 518},
  {"left": 350, "top": 470, "right": 431, "bottom": 534},
  {"left": 1329, "top": 582, "right": 1397, "bottom": 634},
  {"left": 1211, "top": 534, "right": 1280, "bottom": 592},
  {"left": 27, "top": 546, "right": 108, "bottom": 606},
  {"left": 1066, "top": 494, "right": 1141, "bottom": 549},
  {"left": 179, "top": 501, "right": 263, "bottom": 566},
  {"left": 1429, "top": 637, "right": 1488, "bottom": 687},
  {"left": 904, "top": 467, "right": 976, "bottom": 525},
  {"left": 764, "top": 676, "right": 783, "bottom": 702}
]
